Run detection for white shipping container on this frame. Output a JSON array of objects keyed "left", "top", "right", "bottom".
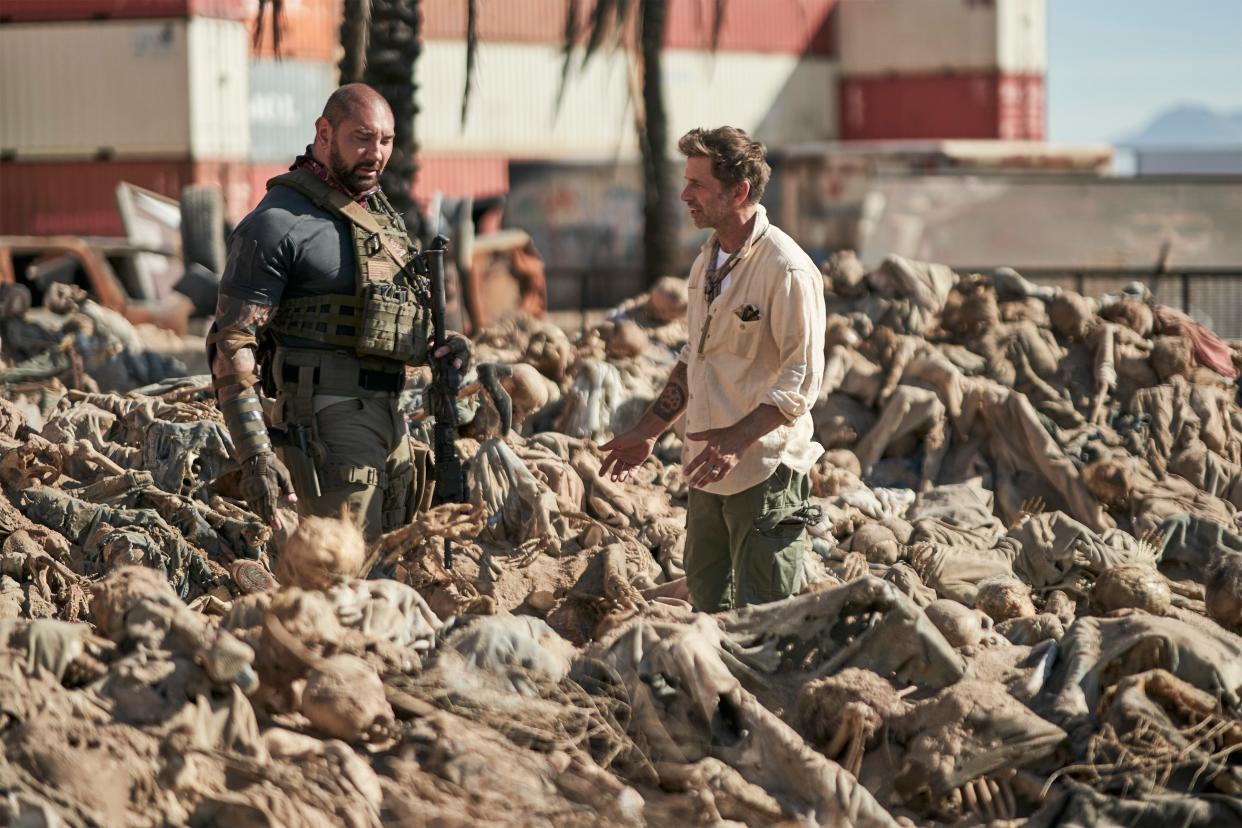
[
  {"left": 249, "top": 58, "right": 335, "bottom": 162},
  {"left": 418, "top": 41, "right": 837, "bottom": 158},
  {"left": 838, "top": 0, "right": 1046, "bottom": 76},
  {"left": 0, "top": 18, "right": 249, "bottom": 159}
]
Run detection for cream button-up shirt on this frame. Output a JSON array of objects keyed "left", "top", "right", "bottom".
[{"left": 678, "top": 205, "right": 827, "bottom": 495}]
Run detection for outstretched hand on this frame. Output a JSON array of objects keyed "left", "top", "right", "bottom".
[
  {"left": 598, "top": 430, "right": 657, "bottom": 482},
  {"left": 684, "top": 422, "right": 758, "bottom": 488}
]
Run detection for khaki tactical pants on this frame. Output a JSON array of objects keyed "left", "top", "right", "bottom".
[
  {"left": 270, "top": 348, "right": 432, "bottom": 541},
  {"left": 296, "top": 395, "right": 427, "bottom": 540},
  {"left": 684, "top": 464, "right": 810, "bottom": 611}
]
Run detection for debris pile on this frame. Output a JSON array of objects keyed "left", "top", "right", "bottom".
[{"left": 2, "top": 255, "right": 1242, "bottom": 826}]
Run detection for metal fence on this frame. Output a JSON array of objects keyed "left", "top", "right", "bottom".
[{"left": 964, "top": 267, "right": 1242, "bottom": 340}]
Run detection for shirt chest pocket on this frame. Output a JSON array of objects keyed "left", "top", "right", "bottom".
[{"left": 702, "top": 303, "right": 764, "bottom": 360}]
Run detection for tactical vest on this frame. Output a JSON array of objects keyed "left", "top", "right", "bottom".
[{"left": 266, "top": 167, "right": 431, "bottom": 365}]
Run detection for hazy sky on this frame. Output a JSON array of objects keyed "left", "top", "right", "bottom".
[{"left": 1047, "top": 0, "right": 1242, "bottom": 144}]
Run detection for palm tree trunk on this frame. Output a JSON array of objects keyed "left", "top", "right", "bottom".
[
  {"left": 639, "top": 0, "right": 676, "bottom": 287},
  {"left": 338, "top": 0, "right": 370, "bottom": 83},
  {"left": 363, "top": 0, "right": 424, "bottom": 233}
]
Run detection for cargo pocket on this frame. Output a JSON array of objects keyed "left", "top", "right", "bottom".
[
  {"left": 737, "top": 465, "right": 808, "bottom": 606},
  {"left": 741, "top": 516, "right": 805, "bottom": 606}
]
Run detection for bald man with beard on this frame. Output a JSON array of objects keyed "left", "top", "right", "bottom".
[{"left": 208, "top": 83, "right": 469, "bottom": 540}]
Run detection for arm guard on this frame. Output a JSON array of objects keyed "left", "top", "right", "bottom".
[
  {"left": 208, "top": 295, "right": 276, "bottom": 463},
  {"left": 219, "top": 381, "right": 272, "bottom": 463}
]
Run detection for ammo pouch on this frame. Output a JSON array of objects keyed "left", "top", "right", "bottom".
[
  {"left": 356, "top": 280, "right": 430, "bottom": 364},
  {"left": 265, "top": 167, "right": 432, "bottom": 366}
]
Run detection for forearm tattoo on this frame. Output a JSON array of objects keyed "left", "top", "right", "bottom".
[
  {"left": 210, "top": 295, "right": 275, "bottom": 402},
  {"left": 651, "top": 362, "right": 689, "bottom": 422}
]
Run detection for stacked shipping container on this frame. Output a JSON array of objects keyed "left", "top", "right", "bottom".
[
  {"left": 419, "top": 0, "right": 839, "bottom": 306},
  {"left": 1, "top": 0, "right": 1049, "bottom": 240},
  {"left": 0, "top": 5, "right": 253, "bottom": 234},
  {"left": 0, "top": 0, "right": 352, "bottom": 235},
  {"left": 837, "top": 0, "right": 1046, "bottom": 141},
  {"left": 420, "top": 0, "right": 838, "bottom": 159},
  {"left": 0, "top": 0, "right": 511, "bottom": 235}
]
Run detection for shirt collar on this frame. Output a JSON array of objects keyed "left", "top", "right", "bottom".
[
  {"left": 291, "top": 145, "right": 380, "bottom": 205},
  {"left": 702, "top": 204, "right": 770, "bottom": 260}
]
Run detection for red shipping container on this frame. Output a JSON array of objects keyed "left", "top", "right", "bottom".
[
  {"left": 0, "top": 0, "right": 245, "bottom": 21},
  {"left": 414, "top": 155, "right": 509, "bottom": 203},
  {"left": 0, "top": 159, "right": 256, "bottom": 236},
  {"left": 664, "top": 0, "right": 835, "bottom": 55},
  {"left": 0, "top": 155, "right": 509, "bottom": 241},
  {"left": 247, "top": 156, "right": 509, "bottom": 214},
  {"left": 245, "top": 162, "right": 293, "bottom": 213},
  {"left": 244, "top": 0, "right": 342, "bottom": 61},
  {"left": 423, "top": 0, "right": 836, "bottom": 56},
  {"left": 839, "top": 72, "right": 1045, "bottom": 141}
]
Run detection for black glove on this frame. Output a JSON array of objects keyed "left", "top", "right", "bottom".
[
  {"left": 430, "top": 330, "right": 473, "bottom": 384},
  {"left": 238, "top": 451, "right": 295, "bottom": 525}
]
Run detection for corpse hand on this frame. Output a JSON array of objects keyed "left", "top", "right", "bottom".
[
  {"left": 238, "top": 451, "right": 297, "bottom": 530},
  {"left": 684, "top": 422, "right": 757, "bottom": 488},
  {"left": 598, "top": 430, "right": 657, "bottom": 482}
]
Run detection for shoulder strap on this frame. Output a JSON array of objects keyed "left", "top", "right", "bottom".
[{"left": 268, "top": 169, "right": 412, "bottom": 268}]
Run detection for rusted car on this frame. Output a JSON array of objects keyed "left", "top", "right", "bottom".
[{"left": 0, "top": 235, "right": 193, "bottom": 335}]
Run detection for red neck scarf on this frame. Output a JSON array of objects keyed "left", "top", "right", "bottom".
[{"left": 292, "top": 146, "right": 379, "bottom": 205}]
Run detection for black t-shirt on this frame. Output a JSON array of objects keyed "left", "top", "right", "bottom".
[
  {"left": 219, "top": 183, "right": 415, "bottom": 351},
  {"left": 219, "top": 183, "right": 359, "bottom": 308}
]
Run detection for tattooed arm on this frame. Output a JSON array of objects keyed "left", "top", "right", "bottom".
[
  {"left": 208, "top": 294, "right": 295, "bottom": 525},
  {"left": 598, "top": 362, "right": 687, "bottom": 481},
  {"left": 207, "top": 294, "right": 276, "bottom": 457},
  {"left": 207, "top": 293, "right": 295, "bottom": 523},
  {"left": 209, "top": 296, "right": 273, "bottom": 398},
  {"left": 650, "top": 361, "right": 689, "bottom": 423}
]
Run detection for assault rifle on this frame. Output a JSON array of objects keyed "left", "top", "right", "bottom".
[{"left": 424, "top": 235, "right": 467, "bottom": 568}]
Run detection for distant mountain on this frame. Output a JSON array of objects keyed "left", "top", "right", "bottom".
[{"left": 1120, "top": 104, "right": 1242, "bottom": 147}]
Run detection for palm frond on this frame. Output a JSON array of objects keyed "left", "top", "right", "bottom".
[
  {"left": 582, "top": 0, "right": 618, "bottom": 66},
  {"left": 710, "top": 0, "right": 727, "bottom": 52},
  {"left": 554, "top": 0, "right": 583, "bottom": 116},
  {"left": 252, "top": 0, "right": 286, "bottom": 58},
  {"left": 461, "top": 0, "right": 479, "bottom": 127}
]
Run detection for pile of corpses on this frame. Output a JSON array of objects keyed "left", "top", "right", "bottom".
[{"left": 1, "top": 256, "right": 1242, "bottom": 826}]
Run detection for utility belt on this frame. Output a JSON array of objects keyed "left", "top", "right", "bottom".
[
  {"left": 278, "top": 362, "right": 403, "bottom": 393},
  {"left": 265, "top": 346, "right": 405, "bottom": 499},
  {"left": 270, "top": 346, "right": 405, "bottom": 399}
]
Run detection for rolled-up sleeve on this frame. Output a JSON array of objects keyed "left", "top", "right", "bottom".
[{"left": 763, "top": 265, "right": 826, "bottom": 421}]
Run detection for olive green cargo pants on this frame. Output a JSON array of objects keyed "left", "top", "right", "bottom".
[
  {"left": 276, "top": 394, "right": 431, "bottom": 541},
  {"left": 684, "top": 464, "right": 810, "bottom": 611}
]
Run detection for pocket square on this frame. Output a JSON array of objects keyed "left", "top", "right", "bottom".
[{"left": 735, "top": 303, "right": 762, "bottom": 322}]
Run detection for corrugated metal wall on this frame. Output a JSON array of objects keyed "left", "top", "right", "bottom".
[
  {"left": 0, "top": 0, "right": 246, "bottom": 22},
  {"left": 997, "top": 0, "right": 1046, "bottom": 75},
  {"left": 421, "top": 42, "right": 837, "bottom": 158},
  {"left": 248, "top": 58, "right": 335, "bottom": 162},
  {"left": 423, "top": 0, "right": 837, "bottom": 55},
  {"left": 243, "top": 0, "right": 342, "bottom": 61},
  {"left": 840, "top": 73, "right": 1044, "bottom": 141},
  {"left": 0, "top": 159, "right": 254, "bottom": 235},
  {"left": 838, "top": 0, "right": 1046, "bottom": 75},
  {"left": 189, "top": 17, "right": 251, "bottom": 158},
  {"left": 414, "top": 156, "right": 509, "bottom": 201},
  {"left": 0, "top": 18, "right": 249, "bottom": 159}
]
